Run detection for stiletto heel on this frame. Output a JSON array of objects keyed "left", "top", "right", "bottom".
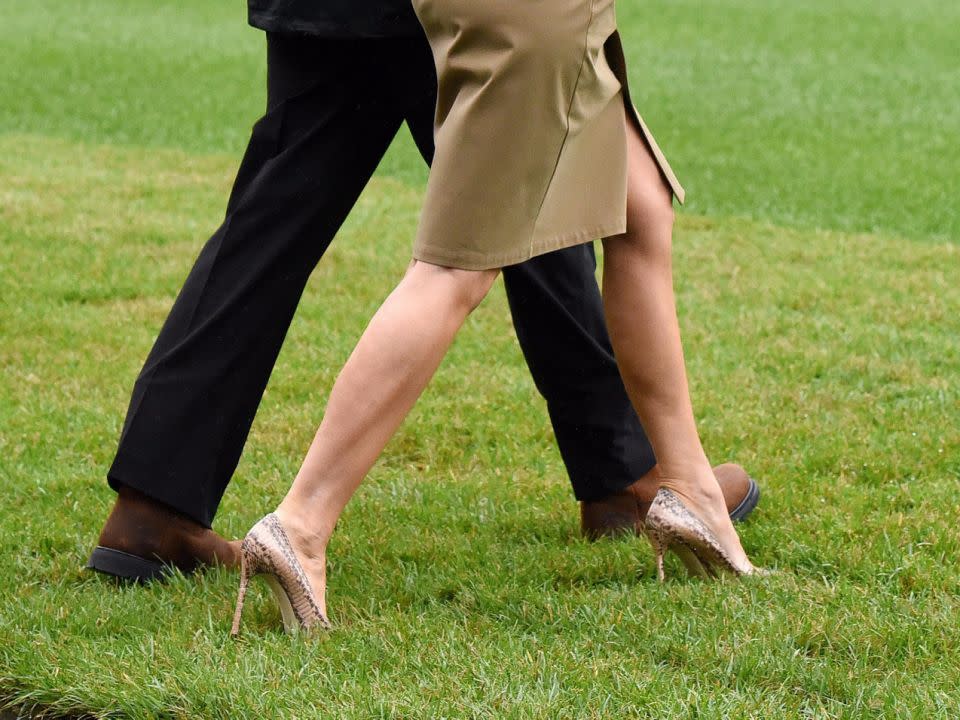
[
  {"left": 644, "top": 527, "right": 666, "bottom": 582},
  {"left": 230, "top": 552, "right": 251, "bottom": 637},
  {"left": 227, "top": 514, "right": 331, "bottom": 636},
  {"left": 644, "top": 488, "right": 763, "bottom": 580}
]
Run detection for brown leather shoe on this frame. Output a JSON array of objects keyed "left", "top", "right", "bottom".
[
  {"left": 581, "top": 463, "right": 760, "bottom": 540},
  {"left": 87, "top": 486, "right": 241, "bottom": 582}
]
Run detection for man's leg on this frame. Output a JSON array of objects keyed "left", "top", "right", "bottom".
[
  {"left": 502, "top": 246, "right": 656, "bottom": 498},
  {"left": 91, "top": 35, "right": 413, "bottom": 579}
]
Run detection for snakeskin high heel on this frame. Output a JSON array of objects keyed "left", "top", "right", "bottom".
[
  {"left": 230, "top": 513, "right": 331, "bottom": 636},
  {"left": 644, "top": 488, "right": 763, "bottom": 581}
]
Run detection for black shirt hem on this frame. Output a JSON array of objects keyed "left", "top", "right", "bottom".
[{"left": 248, "top": 11, "right": 419, "bottom": 38}]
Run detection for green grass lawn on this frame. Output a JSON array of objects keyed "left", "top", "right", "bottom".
[{"left": 2, "top": 0, "right": 959, "bottom": 717}]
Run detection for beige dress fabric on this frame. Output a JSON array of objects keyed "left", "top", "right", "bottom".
[{"left": 411, "top": 0, "right": 685, "bottom": 271}]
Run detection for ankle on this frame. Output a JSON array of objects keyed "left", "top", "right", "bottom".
[
  {"left": 655, "top": 463, "right": 726, "bottom": 513},
  {"left": 274, "top": 505, "right": 331, "bottom": 564},
  {"left": 656, "top": 458, "right": 713, "bottom": 487}
]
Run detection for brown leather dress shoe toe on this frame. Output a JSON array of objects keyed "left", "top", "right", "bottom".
[
  {"left": 581, "top": 463, "right": 760, "bottom": 540},
  {"left": 87, "top": 486, "right": 240, "bottom": 583}
]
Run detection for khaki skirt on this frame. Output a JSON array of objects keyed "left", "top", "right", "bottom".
[{"left": 410, "top": 0, "right": 685, "bottom": 271}]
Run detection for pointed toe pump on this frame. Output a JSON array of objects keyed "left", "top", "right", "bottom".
[
  {"left": 230, "top": 513, "right": 331, "bottom": 636},
  {"left": 644, "top": 488, "right": 765, "bottom": 581}
]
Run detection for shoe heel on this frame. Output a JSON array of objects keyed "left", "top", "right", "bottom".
[
  {"left": 230, "top": 551, "right": 251, "bottom": 638},
  {"left": 645, "top": 528, "right": 667, "bottom": 583}
]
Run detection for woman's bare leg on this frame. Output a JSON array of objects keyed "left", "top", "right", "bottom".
[
  {"left": 601, "top": 115, "right": 749, "bottom": 563},
  {"left": 275, "top": 261, "right": 499, "bottom": 613}
]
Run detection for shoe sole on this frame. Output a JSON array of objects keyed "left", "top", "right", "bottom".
[
  {"left": 86, "top": 546, "right": 169, "bottom": 583},
  {"left": 728, "top": 477, "right": 761, "bottom": 523}
]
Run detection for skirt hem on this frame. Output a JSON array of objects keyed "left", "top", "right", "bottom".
[{"left": 412, "top": 220, "right": 627, "bottom": 271}]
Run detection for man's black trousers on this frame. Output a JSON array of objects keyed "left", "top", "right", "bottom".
[{"left": 107, "top": 33, "right": 656, "bottom": 528}]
